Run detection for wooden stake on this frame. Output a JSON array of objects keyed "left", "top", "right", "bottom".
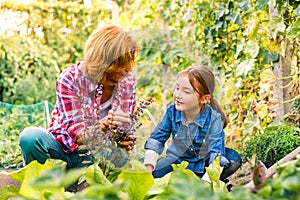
[{"left": 245, "top": 146, "right": 300, "bottom": 189}]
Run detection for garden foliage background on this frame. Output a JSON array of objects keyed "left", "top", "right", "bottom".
[{"left": 0, "top": 0, "right": 299, "bottom": 192}]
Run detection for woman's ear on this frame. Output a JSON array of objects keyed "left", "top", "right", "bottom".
[{"left": 200, "top": 94, "right": 211, "bottom": 104}]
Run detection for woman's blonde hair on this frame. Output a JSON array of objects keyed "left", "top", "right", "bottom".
[
  {"left": 83, "top": 25, "right": 140, "bottom": 84},
  {"left": 180, "top": 66, "right": 228, "bottom": 128}
]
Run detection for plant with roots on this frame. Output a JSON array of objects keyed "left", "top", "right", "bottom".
[{"left": 81, "top": 98, "right": 153, "bottom": 174}]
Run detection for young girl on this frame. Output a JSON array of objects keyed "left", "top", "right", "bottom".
[{"left": 143, "top": 66, "right": 241, "bottom": 181}]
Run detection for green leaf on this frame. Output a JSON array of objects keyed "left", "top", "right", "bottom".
[
  {"left": 118, "top": 160, "right": 154, "bottom": 200},
  {"left": 234, "top": 41, "right": 245, "bottom": 58},
  {"left": 147, "top": 173, "right": 171, "bottom": 195},
  {"left": 216, "top": 3, "right": 228, "bottom": 19},
  {"left": 294, "top": 6, "right": 300, "bottom": 17},
  {"left": 18, "top": 160, "right": 64, "bottom": 199},
  {"left": 276, "top": 161, "right": 297, "bottom": 178},
  {"left": 255, "top": 0, "right": 269, "bottom": 10},
  {"left": 60, "top": 167, "right": 87, "bottom": 187},
  {"left": 238, "top": 0, "right": 251, "bottom": 11},
  {"left": 236, "top": 59, "right": 256, "bottom": 76},
  {"left": 29, "top": 159, "right": 82, "bottom": 188},
  {"left": 260, "top": 69, "right": 276, "bottom": 83},
  {"left": 0, "top": 186, "right": 20, "bottom": 199},
  {"left": 248, "top": 20, "right": 259, "bottom": 40},
  {"left": 159, "top": 162, "right": 213, "bottom": 199},
  {"left": 289, "top": 18, "right": 300, "bottom": 40},
  {"left": 244, "top": 41, "right": 259, "bottom": 58},
  {"left": 257, "top": 184, "right": 272, "bottom": 198},
  {"left": 171, "top": 161, "right": 189, "bottom": 171},
  {"left": 281, "top": 175, "right": 300, "bottom": 192},
  {"left": 269, "top": 18, "right": 286, "bottom": 39},
  {"left": 8, "top": 167, "right": 27, "bottom": 184},
  {"left": 85, "top": 163, "right": 112, "bottom": 186},
  {"left": 259, "top": 48, "right": 278, "bottom": 64},
  {"left": 31, "top": 166, "right": 65, "bottom": 188},
  {"left": 79, "top": 184, "right": 126, "bottom": 199},
  {"left": 205, "top": 156, "right": 222, "bottom": 186}
]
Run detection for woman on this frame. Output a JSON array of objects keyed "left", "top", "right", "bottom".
[{"left": 19, "top": 25, "right": 140, "bottom": 169}]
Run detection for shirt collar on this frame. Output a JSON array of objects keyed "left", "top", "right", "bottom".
[
  {"left": 194, "top": 105, "right": 210, "bottom": 127},
  {"left": 174, "top": 105, "right": 211, "bottom": 128},
  {"left": 77, "top": 61, "right": 98, "bottom": 94}
]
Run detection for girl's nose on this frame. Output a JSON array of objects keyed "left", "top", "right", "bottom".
[{"left": 174, "top": 91, "right": 181, "bottom": 98}]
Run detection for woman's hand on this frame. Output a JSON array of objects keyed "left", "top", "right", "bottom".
[
  {"left": 98, "top": 109, "right": 131, "bottom": 130},
  {"left": 107, "top": 109, "right": 131, "bottom": 127},
  {"left": 107, "top": 109, "right": 136, "bottom": 153},
  {"left": 118, "top": 135, "right": 136, "bottom": 154}
]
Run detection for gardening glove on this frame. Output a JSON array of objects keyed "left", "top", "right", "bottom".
[
  {"left": 209, "top": 152, "right": 229, "bottom": 167},
  {"left": 66, "top": 149, "right": 94, "bottom": 170}
]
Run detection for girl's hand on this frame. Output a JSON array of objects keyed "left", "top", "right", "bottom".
[{"left": 145, "top": 164, "right": 154, "bottom": 173}]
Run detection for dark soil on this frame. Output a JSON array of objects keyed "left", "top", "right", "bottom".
[
  {"left": 0, "top": 170, "right": 20, "bottom": 188},
  {"left": 227, "top": 161, "right": 253, "bottom": 188}
]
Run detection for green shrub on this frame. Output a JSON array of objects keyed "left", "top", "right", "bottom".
[
  {"left": 0, "top": 102, "right": 50, "bottom": 168},
  {"left": 242, "top": 121, "right": 300, "bottom": 168},
  {"left": 0, "top": 35, "right": 59, "bottom": 104}
]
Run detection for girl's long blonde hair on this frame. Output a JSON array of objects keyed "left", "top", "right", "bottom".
[
  {"left": 180, "top": 66, "right": 228, "bottom": 128},
  {"left": 83, "top": 25, "right": 140, "bottom": 85}
]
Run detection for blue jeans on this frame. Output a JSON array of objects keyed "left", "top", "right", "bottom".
[
  {"left": 153, "top": 147, "right": 242, "bottom": 180},
  {"left": 19, "top": 127, "right": 93, "bottom": 169}
]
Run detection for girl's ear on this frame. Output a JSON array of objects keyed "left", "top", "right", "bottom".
[{"left": 200, "top": 94, "right": 211, "bottom": 104}]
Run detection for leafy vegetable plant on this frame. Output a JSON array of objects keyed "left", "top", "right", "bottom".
[{"left": 242, "top": 121, "right": 300, "bottom": 168}]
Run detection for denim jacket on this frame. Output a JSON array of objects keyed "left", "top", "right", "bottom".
[{"left": 144, "top": 104, "right": 228, "bottom": 173}]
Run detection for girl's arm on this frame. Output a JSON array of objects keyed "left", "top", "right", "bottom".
[
  {"left": 144, "top": 106, "right": 173, "bottom": 171},
  {"left": 144, "top": 149, "right": 159, "bottom": 172},
  {"left": 207, "top": 114, "right": 229, "bottom": 167},
  {"left": 201, "top": 114, "right": 228, "bottom": 183},
  {"left": 144, "top": 108, "right": 173, "bottom": 154}
]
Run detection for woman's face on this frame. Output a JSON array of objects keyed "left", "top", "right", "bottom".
[
  {"left": 106, "top": 64, "right": 133, "bottom": 85},
  {"left": 173, "top": 75, "right": 201, "bottom": 113}
]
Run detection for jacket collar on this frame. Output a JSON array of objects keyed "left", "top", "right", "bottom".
[{"left": 175, "top": 105, "right": 211, "bottom": 128}]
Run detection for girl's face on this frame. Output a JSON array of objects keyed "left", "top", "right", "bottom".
[{"left": 174, "top": 75, "right": 201, "bottom": 113}]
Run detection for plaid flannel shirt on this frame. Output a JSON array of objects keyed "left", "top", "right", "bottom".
[{"left": 47, "top": 61, "right": 136, "bottom": 153}]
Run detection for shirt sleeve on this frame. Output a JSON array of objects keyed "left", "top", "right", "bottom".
[
  {"left": 207, "top": 113, "right": 228, "bottom": 166},
  {"left": 144, "top": 107, "right": 173, "bottom": 154},
  {"left": 143, "top": 149, "right": 159, "bottom": 170},
  {"left": 49, "top": 73, "right": 84, "bottom": 153}
]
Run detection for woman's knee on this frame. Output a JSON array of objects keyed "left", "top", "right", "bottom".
[{"left": 19, "top": 127, "right": 46, "bottom": 150}]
